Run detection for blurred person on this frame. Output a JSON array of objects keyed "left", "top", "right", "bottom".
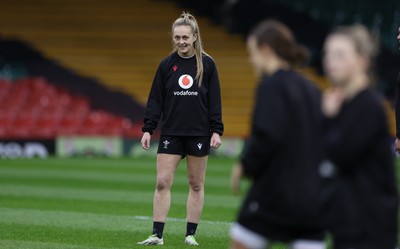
[
  {"left": 230, "top": 20, "right": 326, "bottom": 249},
  {"left": 136, "top": 12, "right": 223, "bottom": 246},
  {"left": 322, "top": 25, "right": 399, "bottom": 249},
  {"left": 394, "top": 26, "right": 400, "bottom": 152}
]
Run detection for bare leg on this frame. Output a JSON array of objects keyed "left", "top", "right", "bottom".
[
  {"left": 153, "top": 153, "right": 181, "bottom": 222},
  {"left": 186, "top": 155, "right": 208, "bottom": 223}
]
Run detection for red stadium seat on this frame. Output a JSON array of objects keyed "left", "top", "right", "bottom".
[
  {"left": 57, "top": 115, "right": 82, "bottom": 136},
  {"left": 0, "top": 113, "right": 12, "bottom": 138},
  {"left": 7, "top": 116, "right": 37, "bottom": 139},
  {"left": 0, "top": 77, "right": 139, "bottom": 138},
  {"left": 77, "top": 111, "right": 110, "bottom": 135},
  {"left": 0, "top": 80, "right": 12, "bottom": 104},
  {"left": 123, "top": 122, "right": 143, "bottom": 139},
  {"left": 99, "top": 116, "right": 127, "bottom": 136},
  {"left": 32, "top": 116, "right": 59, "bottom": 138}
]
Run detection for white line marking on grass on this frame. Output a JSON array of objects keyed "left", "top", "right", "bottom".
[
  {"left": 133, "top": 216, "right": 233, "bottom": 226},
  {"left": 0, "top": 240, "right": 110, "bottom": 249},
  {"left": 0, "top": 184, "right": 241, "bottom": 208},
  {"left": 0, "top": 208, "right": 232, "bottom": 234}
]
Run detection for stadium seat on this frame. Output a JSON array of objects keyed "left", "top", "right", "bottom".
[
  {"left": 0, "top": 80, "right": 12, "bottom": 103},
  {"left": 7, "top": 115, "right": 37, "bottom": 139},
  {"left": 57, "top": 115, "right": 82, "bottom": 136},
  {"left": 65, "top": 96, "right": 90, "bottom": 118},
  {"left": 123, "top": 122, "right": 143, "bottom": 139},
  {"left": 0, "top": 113, "right": 12, "bottom": 138},
  {"left": 100, "top": 116, "right": 131, "bottom": 136},
  {"left": 77, "top": 111, "right": 108, "bottom": 135},
  {"left": 32, "top": 116, "right": 59, "bottom": 138},
  {"left": 0, "top": 77, "right": 143, "bottom": 138}
]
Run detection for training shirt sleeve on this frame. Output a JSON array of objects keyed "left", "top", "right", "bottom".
[
  {"left": 142, "top": 62, "right": 166, "bottom": 135},
  {"left": 207, "top": 58, "right": 224, "bottom": 136},
  {"left": 240, "top": 80, "right": 288, "bottom": 178}
]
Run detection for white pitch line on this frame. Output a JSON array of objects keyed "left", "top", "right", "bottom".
[{"left": 133, "top": 215, "right": 233, "bottom": 226}]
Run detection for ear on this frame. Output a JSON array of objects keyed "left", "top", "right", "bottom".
[{"left": 193, "top": 33, "right": 198, "bottom": 42}]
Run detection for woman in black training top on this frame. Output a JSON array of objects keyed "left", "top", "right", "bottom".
[
  {"left": 137, "top": 12, "right": 223, "bottom": 246},
  {"left": 322, "top": 25, "right": 399, "bottom": 249},
  {"left": 230, "top": 20, "right": 326, "bottom": 249}
]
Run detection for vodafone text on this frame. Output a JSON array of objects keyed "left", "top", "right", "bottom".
[{"left": 173, "top": 90, "right": 199, "bottom": 96}]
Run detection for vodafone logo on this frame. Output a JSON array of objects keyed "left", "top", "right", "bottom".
[{"left": 178, "top": 74, "right": 194, "bottom": 89}]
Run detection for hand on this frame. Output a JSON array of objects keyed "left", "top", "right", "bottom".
[
  {"left": 210, "top": 132, "right": 222, "bottom": 149},
  {"left": 395, "top": 138, "right": 400, "bottom": 152},
  {"left": 322, "top": 87, "right": 346, "bottom": 118},
  {"left": 230, "top": 163, "right": 243, "bottom": 196},
  {"left": 397, "top": 26, "right": 400, "bottom": 41},
  {"left": 141, "top": 132, "right": 151, "bottom": 150}
]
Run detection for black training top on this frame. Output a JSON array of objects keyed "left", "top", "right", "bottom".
[
  {"left": 237, "top": 69, "right": 325, "bottom": 235},
  {"left": 142, "top": 51, "right": 224, "bottom": 136},
  {"left": 324, "top": 89, "right": 399, "bottom": 247}
]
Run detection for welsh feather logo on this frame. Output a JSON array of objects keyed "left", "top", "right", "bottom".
[{"left": 178, "top": 74, "right": 194, "bottom": 89}]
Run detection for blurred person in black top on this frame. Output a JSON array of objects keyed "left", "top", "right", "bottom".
[
  {"left": 230, "top": 20, "right": 326, "bottom": 249},
  {"left": 322, "top": 25, "right": 399, "bottom": 249},
  {"left": 137, "top": 12, "right": 223, "bottom": 246},
  {"left": 394, "top": 26, "right": 400, "bottom": 152}
]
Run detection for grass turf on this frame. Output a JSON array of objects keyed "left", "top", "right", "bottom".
[
  {"left": 0, "top": 157, "right": 241, "bottom": 249},
  {"left": 0, "top": 157, "right": 399, "bottom": 249}
]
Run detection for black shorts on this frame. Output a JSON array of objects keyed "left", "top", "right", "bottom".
[{"left": 157, "top": 136, "right": 211, "bottom": 157}]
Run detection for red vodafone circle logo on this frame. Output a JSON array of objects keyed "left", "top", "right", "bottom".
[{"left": 178, "top": 74, "right": 194, "bottom": 89}]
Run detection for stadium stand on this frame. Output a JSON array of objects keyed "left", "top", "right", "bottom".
[
  {"left": 0, "top": 0, "right": 259, "bottom": 137},
  {"left": 0, "top": 78, "right": 142, "bottom": 139},
  {"left": 0, "top": 0, "right": 397, "bottom": 137}
]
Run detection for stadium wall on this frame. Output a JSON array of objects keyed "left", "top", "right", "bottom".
[{"left": 0, "top": 137, "right": 244, "bottom": 159}]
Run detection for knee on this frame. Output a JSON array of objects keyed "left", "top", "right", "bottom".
[
  {"left": 156, "top": 178, "right": 172, "bottom": 192},
  {"left": 188, "top": 179, "right": 203, "bottom": 192}
]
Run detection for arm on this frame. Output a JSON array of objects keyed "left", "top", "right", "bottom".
[
  {"left": 142, "top": 63, "right": 166, "bottom": 135},
  {"left": 240, "top": 82, "right": 288, "bottom": 178},
  {"left": 207, "top": 59, "right": 224, "bottom": 137}
]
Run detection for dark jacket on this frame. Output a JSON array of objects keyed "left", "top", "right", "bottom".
[
  {"left": 324, "top": 89, "right": 399, "bottom": 249},
  {"left": 238, "top": 69, "right": 325, "bottom": 238}
]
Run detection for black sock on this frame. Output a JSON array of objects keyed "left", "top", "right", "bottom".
[
  {"left": 152, "top": 222, "right": 165, "bottom": 239},
  {"left": 186, "top": 222, "right": 198, "bottom": 236}
]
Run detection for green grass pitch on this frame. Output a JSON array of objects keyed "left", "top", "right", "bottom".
[{"left": 0, "top": 157, "right": 399, "bottom": 249}]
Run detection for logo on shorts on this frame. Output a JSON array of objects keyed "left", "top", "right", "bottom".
[
  {"left": 197, "top": 143, "right": 203, "bottom": 150},
  {"left": 178, "top": 74, "right": 194, "bottom": 89},
  {"left": 163, "top": 140, "right": 170, "bottom": 149}
]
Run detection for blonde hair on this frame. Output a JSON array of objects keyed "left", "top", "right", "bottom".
[
  {"left": 172, "top": 12, "right": 209, "bottom": 86},
  {"left": 329, "top": 24, "right": 379, "bottom": 67},
  {"left": 328, "top": 25, "right": 379, "bottom": 85}
]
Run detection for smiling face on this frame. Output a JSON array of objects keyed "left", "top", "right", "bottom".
[{"left": 173, "top": 25, "right": 197, "bottom": 57}]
